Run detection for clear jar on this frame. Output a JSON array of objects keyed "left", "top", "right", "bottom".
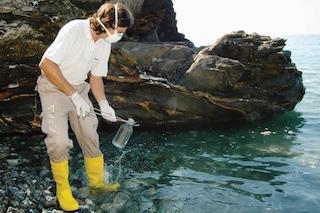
[{"left": 112, "top": 118, "right": 135, "bottom": 149}]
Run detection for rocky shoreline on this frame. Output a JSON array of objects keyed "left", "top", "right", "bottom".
[{"left": 1, "top": 134, "right": 155, "bottom": 212}]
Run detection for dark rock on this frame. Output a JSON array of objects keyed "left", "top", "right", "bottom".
[
  {"left": 178, "top": 55, "right": 247, "bottom": 93},
  {"left": 11, "top": 200, "right": 20, "bottom": 208},
  {"left": 39, "top": 169, "right": 50, "bottom": 178},
  {"left": 43, "top": 196, "right": 57, "bottom": 208},
  {"left": 8, "top": 186, "right": 19, "bottom": 195},
  {"left": 99, "top": 191, "right": 131, "bottom": 212},
  {"left": 127, "top": 0, "right": 186, "bottom": 42},
  {"left": 6, "top": 206, "right": 20, "bottom": 213},
  {"left": 35, "top": 189, "right": 42, "bottom": 197},
  {"left": 178, "top": 31, "right": 305, "bottom": 120},
  {"left": 79, "top": 207, "right": 92, "bottom": 213},
  {"left": 0, "top": 2, "right": 304, "bottom": 134},
  {"left": 109, "top": 42, "right": 195, "bottom": 83},
  {"left": 77, "top": 187, "right": 90, "bottom": 199}
]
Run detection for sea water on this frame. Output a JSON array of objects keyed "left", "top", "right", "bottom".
[{"left": 0, "top": 35, "right": 319, "bottom": 212}]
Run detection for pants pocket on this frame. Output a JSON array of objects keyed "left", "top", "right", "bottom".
[{"left": 40, "top": 104, "right": 56, "bottom": 134}]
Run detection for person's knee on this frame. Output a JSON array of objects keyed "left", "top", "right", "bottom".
[
  {"left": 81, "top": 132, "right": 102, "bottom": 158},
  {"left": 85, "top": 130, "right": 99, "bottom": 144},
  {"left": 45, "top": 136, "right": 73, "bottom": 162},
  {"left": 83, "top": 138, "right": 102, "bottom": 158}
]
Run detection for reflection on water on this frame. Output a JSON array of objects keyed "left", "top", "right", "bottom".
[
  {"left": 95, "top": 111, "right": 306, "bottom": 212},
  {"left": 1, "top": 111, "right": 311, "bottom": 212}
]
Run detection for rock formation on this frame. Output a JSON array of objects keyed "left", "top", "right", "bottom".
[
  {"left": 0, "top": 0, "right": 305, "bottom": 134},
  {"left": 177, "top": 32, "right": 305, "bottom": 120}
]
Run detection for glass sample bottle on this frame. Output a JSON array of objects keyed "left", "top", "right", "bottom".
[{"left": 112, "top": 118, "right": 135, "bottom": 149}]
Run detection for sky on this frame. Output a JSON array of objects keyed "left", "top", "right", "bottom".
[{"left": 172, "top": 0, "right": 320, "bottom": 47}]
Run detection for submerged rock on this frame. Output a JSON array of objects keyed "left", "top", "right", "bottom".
[
  {"left": 99, "top": 191, "right": 131, "bottom": 212},
  {"left": 0, "top": 1, "right": 304, "bottom": 134}
]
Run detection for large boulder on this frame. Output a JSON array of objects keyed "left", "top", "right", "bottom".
[
  {"left": 177, "top": 31, "right": 305, "bottom": 120},
  {"left": 0, "top": 1, "right": 304, "bottom": 134}
]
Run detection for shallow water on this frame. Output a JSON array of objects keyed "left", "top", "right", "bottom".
[{"left": 1, "top": 35, "right": 320, "bottom": 212}]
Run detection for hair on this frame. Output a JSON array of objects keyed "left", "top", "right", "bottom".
[{"left": 90, "top": 2, "right": 134, "bottom": 35}]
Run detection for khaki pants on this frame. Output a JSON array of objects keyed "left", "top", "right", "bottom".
[{"left": 35, "top": 74, "right": 102, "bottom": 162}]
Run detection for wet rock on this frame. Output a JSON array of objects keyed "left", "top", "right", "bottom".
[
  {"left": 6, "top": 159, "right": 22, "bottom": 167},
  {"left": 99, "top": 191, "right": 130, "bottom": 212},
  {"left": 8, "top": 186, "right": 19, "bottom": 195},
  {"left": 39, "top": 168, "right": 51, "bottom": 178},
  {"left": 123, "top": 179, "right": 142, "bottom": 190},
  {"left": 46, "top": 210, "right": 63, "bottom": 213},
  {"left": 6, "top": 206, "right": 19, "bottom": 213},
  {"left": 11, "top": 200, "right": 20, "bottom": 208},
  {"left": 147, "top": 187, "right": 156, "bottom": 196},
  {"left": 14, "top": 192, "right": 25, "bottom": 202},
  {"left": 158, "top": 199, "right": 183, "bottom": 212},
  {"left": 44, "top": 196, "right": 57, "bottom": 208},
  {"left": 70, "top": 185, "right": 78, "bottom": 194},
  {"left": 79, "top": 206, "right": 92, "bottom": 213},
  {"left": 85, "top": 198, "right": 94, "bottom": 206},
  {"left": 78, "top": 198, "right": 86, "bottom": 206},
  {"left": 25, "top": 188, "right": 31, "bottom": 196},
  {"left": 0, "top": 146, "right": 10, "bottom": 159},
  {"left": 35, "top": 189, "right": 42, "bottom": 198},
  {"left": 77, "top": 187, "right": 90, "bottom": 200},
  {"left": 21, "top": 197, "right": 33, "bottom": 209},
  {"left": 139, "top": 198, "right": 155, "bottom": 212}
]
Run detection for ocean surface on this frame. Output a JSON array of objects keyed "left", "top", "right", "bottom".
[{"left": 1, "top": 35, "right": 319, "bottom": 212}]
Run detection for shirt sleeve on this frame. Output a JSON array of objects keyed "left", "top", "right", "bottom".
[
  {"left": 42, "top": 23, "right": 74, "bottom": 65},
  {"left": 90, "top": 43, "right": 111, "bottom": 77}
]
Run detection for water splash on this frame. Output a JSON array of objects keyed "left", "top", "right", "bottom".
[{"left": 104, "top": 150, "right": 129, "bottom": 183}]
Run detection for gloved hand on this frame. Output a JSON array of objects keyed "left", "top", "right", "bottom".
[
  {"left": 99, "top": 100, "right": 117, "bottom": 122},
  {"left": 69, "top": 91, "right": 91, "bottom": 117}
]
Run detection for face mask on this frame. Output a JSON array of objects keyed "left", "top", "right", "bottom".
[{"left": 96, "top": 4, "right": 123, "bottom": 43}]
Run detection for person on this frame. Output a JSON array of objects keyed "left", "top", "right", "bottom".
[{"left": 35, "top": 2, "right": 133, "bottom": 211}]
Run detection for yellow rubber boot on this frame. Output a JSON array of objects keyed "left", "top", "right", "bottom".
[
  {"left": 50, "top": 160, "right": 79, "bottom": 211},
  {"left": 84, "top": 155, "right": 120, "bottom": 192}
]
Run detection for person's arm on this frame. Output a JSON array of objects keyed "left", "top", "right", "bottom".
[
  {"left": 90, "top": 74, "right": 116, "bottom": 122},
  {"left": 39, "top": 57, "right": 76, "bottom": 96},
  {"left": 40, "top": 57, "right": 91, "bottom": 117},
  {"left": 89, "top": 74, "right": 107, "bottom": 103}
]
